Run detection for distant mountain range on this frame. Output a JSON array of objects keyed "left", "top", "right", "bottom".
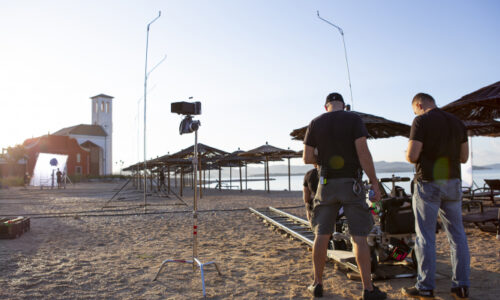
[{"left": 233, "top": 161, "right": 500, "bottom": 177}]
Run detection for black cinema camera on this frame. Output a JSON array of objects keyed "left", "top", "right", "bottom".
[
  {"left": 171, "top": 101, "right": 201, "bottom": 135},
  {"left": 171, "top": 101, "right": 201, "bottom": 115}
]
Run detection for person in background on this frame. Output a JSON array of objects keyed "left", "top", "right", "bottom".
[
  {"left": 402, "top": 93, "right": 470, "bottom": 300},
  {"left": 303, "top": 164, "right": 319, "bottom": 222},
  {"left": 24, "top": 172, "right": 30, "bottom": 187},
  {"left": 56, "top": 169, "right": 62, "bottom": 189}
]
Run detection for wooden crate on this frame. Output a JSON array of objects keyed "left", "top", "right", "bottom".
[{"left": 0, "top": 217, "right": 30, "bottom": 239}]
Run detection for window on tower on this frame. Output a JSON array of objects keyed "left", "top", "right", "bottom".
[
  {"left": 95, "top": 102, "right": 98, "bottom": 113},
  {"left": 101, "top": 102, "right": 105, "bottom": 112},
  {"left": 106, "top": 102, "right": 109, "bottom": 113}
]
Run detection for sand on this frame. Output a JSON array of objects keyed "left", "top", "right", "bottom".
[{"left": 1, "top": 182, "right": 499, "bottom": 299}]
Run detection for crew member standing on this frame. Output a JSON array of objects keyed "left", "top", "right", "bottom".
[
  {"left": 303, "top": 92, "right": 385, "bottom": 299},
  {"left": 303, "top": 165, "right": 319, "bottom": 222},
  {"left": 159, "top": 169, "right": 165, "bottom": 191},
  {"left": 56, "top": 169, "right": 62, "bottom": 189},
  {"left": 402, "top": 93, "right": 470, "bottom": 300}
]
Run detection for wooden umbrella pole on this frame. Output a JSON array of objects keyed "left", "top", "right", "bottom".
[
  {"left": 239, "top": 161, "right": 242, "bottom": 193},
  {"left": 288, "top": 157, "right": 291, "bottom": 191},
  {"left": 245, "top": 163, "right": 248, "bottom": 190},
  {"left": 266, "top": 156, "right": 270, "bottom": 193},
  {"left": 180, "top": 167, "right": 183, "bottom": 197},
  {"left": 218, "top": 166, "right": 222, "bottom": 190},
  {"left": 167, "top": 165, "right": 170, "bottom": 194},
  {"left": 263, "top": 159, "right": 266, "bottom": 191}
]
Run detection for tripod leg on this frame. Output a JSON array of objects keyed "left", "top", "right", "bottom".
[
  {"left": 152, "top": 260, "right": 168, "bottom": 281},
  {"left": 200, "top": 264, "right": 206, "bottom": 298}
]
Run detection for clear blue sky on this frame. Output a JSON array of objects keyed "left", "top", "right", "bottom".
[{"left": 1, "top": 0, "right": 499, "bottom": 172}]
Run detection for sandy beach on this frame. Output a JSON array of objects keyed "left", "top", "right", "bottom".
[{"left": 1, "top": 181, "right": 499, "bottom": 299}]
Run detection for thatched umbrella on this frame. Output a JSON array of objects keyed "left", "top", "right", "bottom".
[
  {"left": 441, "top": 81, "right": 500, "bottom": 121},
  {"left": 239, "top": 142, "right": 295, "bottom": 193},
  {"left": 278, "top": 149, "right": 303, "bottom": 191},
  {"left": 290, "top": 110, "right": 411, "bottom": 141},
  {"left": 455, "top": 120, "right": 500, "bottom": 187},
  {"left": 216, "top": 148, "right": 263, "bottom": 192},
  {"left": 464, "top": 120, "right": 500, "bottom": 137},
  {"left": 169, "top": 143, "right": 228, "bottom": 198},
  {"left": 440, "top": 81, "right": 500, "bottom": 186}
]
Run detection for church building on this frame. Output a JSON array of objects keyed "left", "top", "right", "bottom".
[{"left": 23, "top": 94, "right": 114, "bottom": 176}]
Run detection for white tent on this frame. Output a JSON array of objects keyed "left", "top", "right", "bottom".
[{"left": 30, "top": 153, "right": 68, "bottom": 187}]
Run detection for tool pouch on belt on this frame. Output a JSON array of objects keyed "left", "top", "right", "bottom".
[{"left": 318, "top": 165, "right": 328, "bottom": 185}]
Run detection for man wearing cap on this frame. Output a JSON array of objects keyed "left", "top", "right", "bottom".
[
  {"left": 303, "top": 92, "right": 386, "bottom": 299},
  {"left": 402, "top": 93, "right": 470, "bottom": 300}
]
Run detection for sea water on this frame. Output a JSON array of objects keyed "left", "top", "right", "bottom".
[{"left": 214, "top": 169, "right": 500, "bottom": 193}]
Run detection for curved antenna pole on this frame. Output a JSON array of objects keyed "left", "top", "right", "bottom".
[
  {"left": 147, "top": 54, "right": 167, "bottom": 77},
  {"left": 143, "top": 10, "right": 162, "bottom": 212},
  {"left": 317, "top": 10, "right": 354, "bottom": 109}
]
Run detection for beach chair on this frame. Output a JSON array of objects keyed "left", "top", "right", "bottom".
[
  {"left": 462, "top": 186, "right": 485, "bottom": 212},
  {"left": 462, "top": 207, "right": 499, "bottom": 233},
  {"left": 470, "top": 179, "right": 500, "bottom": 207}
]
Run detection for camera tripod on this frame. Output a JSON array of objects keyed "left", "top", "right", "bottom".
[{"left": 153, "top": 129, "right": 221, "bottom": 298}]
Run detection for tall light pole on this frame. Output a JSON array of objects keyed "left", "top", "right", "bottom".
[
  {"left": 143, "top": 11, "right": 162, "bottom": 212},
  {"left": 317, "top": 11, "right": 354, "bottom": 109}
]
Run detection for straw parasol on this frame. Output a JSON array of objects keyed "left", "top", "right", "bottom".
[
  {"left": 277, "top": 148, "right": 302, "bottom": 191},
  {"left": 216, "top": 148, "right": 265, "bottom": 192},
  {"left": 290, "top": 110, "right": 411, "bottom": 141},
  {"left": 441, "top": 81, "right": 500, "bottom": 121},
  {"left": 464, "top": 120, "right": 500, "bottom": 137},
  {"left": 169, "top": 143, "right": 228, "bottom": 197},
  {"left": 239, "top": 142, "right": 295, "bottom": 193}
]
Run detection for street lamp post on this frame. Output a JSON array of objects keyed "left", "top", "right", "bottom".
[
  {"left": 317, "top": 11, "right": 354, "bottom": 109},
  {"left": 143, "top": 11, "right": 161, "bottom": 212}
]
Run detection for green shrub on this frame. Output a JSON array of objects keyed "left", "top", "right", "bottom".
[{"left": 0, "top": 176, "right": 24, "bottom": 187}]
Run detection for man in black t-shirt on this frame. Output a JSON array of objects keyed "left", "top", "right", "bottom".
[
  {"left": 303, "top": 92, "right": 385, "bottom": 299},
  {"left": 402, "top": 93, "right": 470, "bottom": 300}
]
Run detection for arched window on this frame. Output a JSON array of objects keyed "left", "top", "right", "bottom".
[
  {"left": 101, "top": 102, "right": 105, "bottom": 112},
  {"left": 76, "top": 153, "right": 81, "bottom": 163}
]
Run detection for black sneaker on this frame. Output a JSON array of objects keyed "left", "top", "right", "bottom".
[
  {"left": 307, "top": 283, "right": 323, "bottom": 297},
  {"left": 450, "top": 286, "right": 469, "bottom": 299},
  {"left": 361, "top": 285, "right": 387, "bottom": 300},
  {"left": 401, "top": 286, "right": 434, "bottom": 299}
]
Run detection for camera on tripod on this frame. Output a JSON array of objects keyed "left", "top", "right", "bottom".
[
  {"left": 171, "top": 101, "right": 201, "bottom": 115},
  {"left": 171, "top": 101, "right": 201, "bottom": 135}
]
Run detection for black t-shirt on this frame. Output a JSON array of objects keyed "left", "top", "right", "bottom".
[
  {"left": 303, "top": 168, "right": 319, "bottom": 196},
  {"left": 304, "top": 110, "right": 368, "bottom": 179},
  {"left": 410, "top": 108, "right": 467, "bottom": 181}
]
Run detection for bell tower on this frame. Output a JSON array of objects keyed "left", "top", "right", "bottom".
[{"left": 90, "top": 94, "right": 113, "bottom": 174}]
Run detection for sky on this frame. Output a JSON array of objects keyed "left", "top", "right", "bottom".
[{"left": 1, "top": 0, "right": 499, "bottom": 173}]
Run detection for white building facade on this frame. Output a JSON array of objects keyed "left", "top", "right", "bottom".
[{"left": 53, "top": 94, "right": 114, "bottom": 175}]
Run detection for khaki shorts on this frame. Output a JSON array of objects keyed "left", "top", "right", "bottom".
[{"left": 311, "top": 178, "right": 373, "bottom": 236}]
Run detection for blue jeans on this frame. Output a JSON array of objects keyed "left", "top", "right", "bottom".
[{"left": 413, "top": 179, "right": 470, "bottom": 290}]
